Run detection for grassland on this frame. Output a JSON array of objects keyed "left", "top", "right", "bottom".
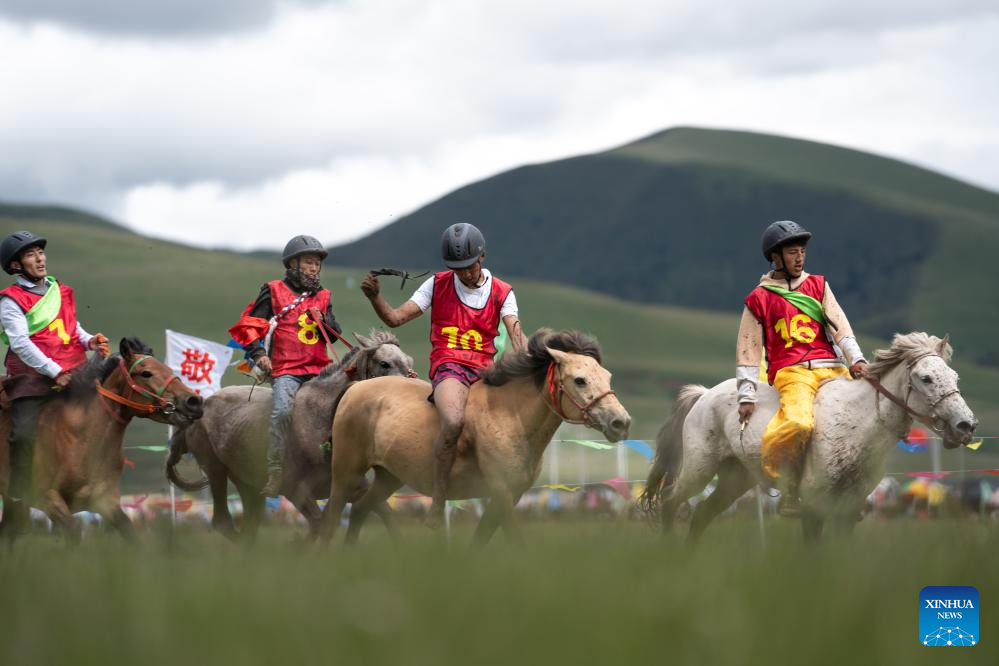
[{"left": 0, "top": 519, "right": 996, "bottom": 665}]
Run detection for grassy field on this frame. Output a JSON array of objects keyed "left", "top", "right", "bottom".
[{"left": 1, "top": 518, "right": 996, "bottom": 665}]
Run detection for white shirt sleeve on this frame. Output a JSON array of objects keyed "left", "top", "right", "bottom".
[
  {"left": 409, "top": 276, "right": 435, "bottom": 312},
  {"left": 500, "top": 290, "right": 518, "bottom": 319},
  {"left": 0, "top": 296, "right": 64, "bottom": 378}
]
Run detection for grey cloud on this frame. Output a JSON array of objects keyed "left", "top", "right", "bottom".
[{"left": 0, "top": 0, "right": 337, "bottom": 36}]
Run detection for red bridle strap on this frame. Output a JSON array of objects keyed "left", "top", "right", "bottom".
[
  {"left": 95, "top": 357, "right": 181, "bottom": 421},
  {"left": 545, "top": 362, "right": 615, "bottom": 428}
]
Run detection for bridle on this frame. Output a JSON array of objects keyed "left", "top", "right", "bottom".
[
  {"left": 545, "top": 361, "right": 615, "bottom": 428},
  {"left": 95, "top": 355, "right": 182, "bottom": 425},
  {"left": 865, "top": 352, "right": 960, "bottom": 434}
]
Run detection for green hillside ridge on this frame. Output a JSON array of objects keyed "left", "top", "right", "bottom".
[
  {"left": 325, "top": 126, "right": 999, "bottom": 367},
  {"left": 2, "top": 215, "right": 997, "bottom": 493}
]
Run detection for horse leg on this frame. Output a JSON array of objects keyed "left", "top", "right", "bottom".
[
  {"left": 801, "top": 508, "right": 825, "bottom": 543},
  {"left": 42, "top": 489, "right": 80, "bottom": 544},
  {"left": 658, "top": 450, "right": 719, "bottom": 537},
  {"left": 235, "top": 481, "right": 265, "bottom": 544},
  {"left": 472, "top": 486, "right": 519, "bottom": 549},
  {"left": 317, "top": 481, "right": 354, "bottom": 545},
  {"left": 688, "top": 458, "right": 753, "bottom": 544},
  {"left": 345, "top": 467, "right": 403, "bottom": 546},
  {"left": 208, "top": 466, "right": 236, "bottom": 541}
]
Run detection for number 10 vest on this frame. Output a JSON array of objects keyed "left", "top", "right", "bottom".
[{"left": 429, "top": 271, "right": 512, "bottom": 379}]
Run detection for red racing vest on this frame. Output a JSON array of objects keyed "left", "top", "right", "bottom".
[
  {"left": 429, "top": 271, "right": 512, "bottom": 378},
  {"left": 268, "top": 280, "right": 331, "bottom": 376},
  {"left": 744, "top": 274, "right": 837, "bottom": 385},
  {"left": 1, "top": 281, "right": 88, "bottom": 377}
]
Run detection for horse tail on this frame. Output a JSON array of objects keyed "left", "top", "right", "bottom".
[
  {"left": 165, "top": 424, "right": 209, "bottom": 492},
  {"left": 640, "top": 384, "right": 707, "bottom": 514}
]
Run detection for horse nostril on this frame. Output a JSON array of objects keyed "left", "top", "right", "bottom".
[
  {"left": 956, "top": 420, "right": 974, "bottom": 433},
  {"left": 611, "top": 418, "right": 626, "bottom": 432},
  {"left": 187, "top": 395, "right": 204, "bottom": 408}
]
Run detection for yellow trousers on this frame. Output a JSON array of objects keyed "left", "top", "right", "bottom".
[{"left": 761, "top": 365, "right": 851, "bottom": 479}]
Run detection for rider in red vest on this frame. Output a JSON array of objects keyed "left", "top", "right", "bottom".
[
  {"left": 361, "top": 223, "right": 528, "bottom": 529},
  {"left": 1, "top": 231, "right": 108, "bottom": 529},
  {"left": 736, "top": 221, "right": 868, "bottom": 517},
  {"left": 228, "top": 235, "right": 341, "bottom": 497}
]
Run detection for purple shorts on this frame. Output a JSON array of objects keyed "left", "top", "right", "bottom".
[{"left": 428, "top": 362, "right": 481, "bottom": 402}]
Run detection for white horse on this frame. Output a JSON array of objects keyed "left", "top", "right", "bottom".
[{"left": 642, "top": 333, "right": 978, "bottom": 541}]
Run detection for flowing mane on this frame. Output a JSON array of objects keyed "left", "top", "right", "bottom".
[
  {"left": 315, "top": 329, "right": 402, "bottom": 380},
  {"left": 483, "top": 328, "right": 602, "bottom": 387},
  {"left": 63, "top": 336, "right": 155, "bottom": 402},
  {"left": 865, "top": 332, "right": 953, "bottom": 380}
]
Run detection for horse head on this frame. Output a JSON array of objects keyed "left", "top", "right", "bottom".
[
  {"left": 350, "top": 331, "right": 414, "bottom": 380},
  {"left": 902, "top": 336, "right": 977, "bottom": 449},
  {"left": 115, "top": 337, "right": 205, "bottom": 426},
  {"left": 545, "top": 347, "right": 631, "bottom": 442}
]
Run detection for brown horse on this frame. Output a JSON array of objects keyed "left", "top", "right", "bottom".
[
  {"left": 0, "top": 337, "right": 204, "bottom": 542},
  {"left": 165, "top": 330, "right": 413, "bottom": 540},
  {"left": 318, "top": 329, "right": 632, "bottom": 547}
]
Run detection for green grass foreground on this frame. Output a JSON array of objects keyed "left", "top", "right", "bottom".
[{"left": 1, "top": 519, "right": 996, "bottom": 665}]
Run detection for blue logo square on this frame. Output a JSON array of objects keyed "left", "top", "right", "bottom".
[{"left": 920, "top": 586, "right": 979, "bottom": 646}]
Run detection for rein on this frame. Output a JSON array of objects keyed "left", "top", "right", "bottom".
[
  {"left": 545, "top": 361, "right": 615, "bottom": 428},
  {"left": 95, "top": 356, "right": 181, "bottom": 424},
  {"left": 307, "top": 307, "right": 354, "bottom": 362},
  {"left": 865, "top": 352, "right": 959, "bottom": 434}
]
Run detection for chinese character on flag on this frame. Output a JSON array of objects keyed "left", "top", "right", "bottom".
[{"left": 165, "top": 330, "right": 233, "bottom": 397}]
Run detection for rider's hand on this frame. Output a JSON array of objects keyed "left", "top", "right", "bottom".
[
  {"left": 89, "top": 333, "right": 110, "bottom": 358},
  {"left": 738, "top": 402, "right": 755, "bottom": 424},
  {"left": 360, "top": 273, "right": 380, "bottom": 299},
  {"left": 849, "top": 361, "right": 868, "bottom": 379},
  {"left": 407, "top": 369, "right": 418, "bottom": 379},
  {"left": 52, "top": 371, "right": 72, "bottom": 392},
  {"left": 256, "top": 356, "right": 272, "bottom": 375}
]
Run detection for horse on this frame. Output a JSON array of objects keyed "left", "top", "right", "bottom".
[
  {"left": 318, "top": 329, "right": 632, "bottom": 547},
  {"left": 0, "top": 337, "right": 204, "bottom": 542},
  {"left": 165, "top": 330, "right": 414, "bottom": 540},
  {"left": 641, "top": 332, "right": 978, "bottom": 542}
]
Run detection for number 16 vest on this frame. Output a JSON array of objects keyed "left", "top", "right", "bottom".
[
  {"left": 744, "top": 274, "right": 837, "bottom": 385},
  {"left": 429, "top": 271, "right": 512, "bottom": 378}
]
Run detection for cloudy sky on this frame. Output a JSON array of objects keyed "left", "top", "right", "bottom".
[{"left": 1, "top": 0, "right": 997, "bottom": 251}]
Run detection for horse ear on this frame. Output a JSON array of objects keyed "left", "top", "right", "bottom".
[
  {"left": 353, "top": 332, "right": 373, "bottom": 348},
  {"left": 119, "top": 337, "right": 134, "bottom": 360},
  {"left": 546, "top": 347, "right": 570, "bottom": 365}
]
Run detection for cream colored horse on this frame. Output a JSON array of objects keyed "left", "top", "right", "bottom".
[
  {"left": 642, "top": 333, "right": 978, "bottom": 541},
  {"left": 318, "top": 329, "right": 632, "bottom": 546}
]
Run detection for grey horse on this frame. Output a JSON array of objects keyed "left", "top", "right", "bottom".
[{"left": 166, "top": 330, "right": 413, "bottom": 540}]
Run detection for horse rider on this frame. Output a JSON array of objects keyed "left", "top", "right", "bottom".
[
  {"left": 1, "top": 231, "right": 109, "bottom": 530},
  {"left": 228, "top": 235, "right": 341, "bottom": 497},
  {"left": 360, "top": 223, "right": 528, "bottom": 529},
  {"left": 736, "top": 221, "right": 868, "bottom": 517}
]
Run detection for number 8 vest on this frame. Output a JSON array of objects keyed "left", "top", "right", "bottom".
[
  {"left": 267, "top": 280, "right": 331, "bottom": 376},
  {"left": 744, "top": 274, "right": 837, "bottom": 385},
  {"left": 429, "top": 271, "right": 512, "bottom": 378}
]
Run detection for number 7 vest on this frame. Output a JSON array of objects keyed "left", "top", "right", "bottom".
[
  {"left": 744, "top": 274, "right": 837, "bottom": 385},
  {"left": 429, "top": 271, "right": 512, "bottom": 378},
  {"left": 1, "top": 281, "right": 88, "bottom": 377},
  {"left": 268, "top": 280, "right": 331, "bottom": 376}
]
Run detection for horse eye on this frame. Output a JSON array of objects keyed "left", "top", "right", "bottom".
[
  {"left": 574, "top": 377, "right": 586, "bottom": 386},
  {"left": 380, "top": 361, "right": 391, "bottom": 369},
  {"left": 141, "top": 371, "right": 154, "bottom": 379},
  {"left": 921, "top": 375, "right": 933, "bottom": 384}
]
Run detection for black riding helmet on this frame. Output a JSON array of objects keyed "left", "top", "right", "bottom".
[
  {"left": 761, "top": 220, "right": 811, "bottom": 262},
  {"left": 441, "top": 223, "right": 486, "bottom": 269},
  {"left": 1, "top": 231, "right": 48, "bottom": 275},
  {"left": 282, "top": 235, "right": 328, "bottom": 268}
]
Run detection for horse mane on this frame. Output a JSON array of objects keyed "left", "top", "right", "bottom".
[
  {"left": 865, "top": 332, "right": 953, "bottom": 380},
  {"left": 483, "top": 328, "right": 602, "bottom": 387},
  {"left": 62, "top": 336, "right": 155, "bottom": 402},
  {"left": 315, "top": 329, "right": 401, "bottom": 380}
]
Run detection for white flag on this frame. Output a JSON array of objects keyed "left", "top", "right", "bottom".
[{"left": 165, "top": 329, "right": 233, "bottom": 397}]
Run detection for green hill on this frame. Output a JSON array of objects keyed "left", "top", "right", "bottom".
[
  {"left": 2, "top": 210, "right": 998, "bottom": 492},
  {"left": 325, "top": 127, "right": 999, "bottom": 367}
]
